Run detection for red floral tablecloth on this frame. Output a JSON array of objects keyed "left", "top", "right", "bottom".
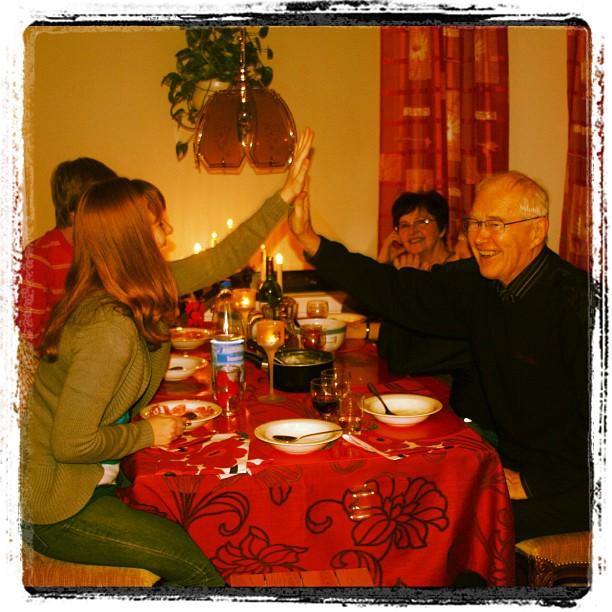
[{"left": 120, "top": 340, "right": 515, "bottom": 587}]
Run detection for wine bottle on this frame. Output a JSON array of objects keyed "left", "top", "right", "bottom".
[{"left": 257, "top": 256, "right": 283, "bottom": 314}]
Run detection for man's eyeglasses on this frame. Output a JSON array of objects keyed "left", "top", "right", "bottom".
[
  {"left": 462, "top": 216, "right": 545, "bottom": 235},
  {"left": 396, "top": 218, "right": 436, "bottom": 232}
]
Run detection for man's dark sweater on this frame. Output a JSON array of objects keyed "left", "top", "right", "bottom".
[
  {"left": 310, "top": 238, "right": 590, "bottom": 510},
  {"left": 377, "top": 258, "right": 492, "bottom": 430}
]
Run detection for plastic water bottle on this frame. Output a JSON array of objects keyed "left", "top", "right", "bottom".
[
  {"left": 211, "top": 279, "right": 245, "bottom": 396},
  {"left": 214, "top": 280, "right": 240, "bottom": 336}
]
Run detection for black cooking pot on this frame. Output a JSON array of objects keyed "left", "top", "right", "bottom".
[{"left": 245, "top": 346, "right": 334, "bottom": 392}]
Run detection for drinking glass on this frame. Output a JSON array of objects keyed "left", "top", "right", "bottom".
[
  {"left": 310, "top": 377, "right": 340, "bottom": 420},
  {"left": 256, "top": 319, "right": 285, "bottom": 403},
  {"left": 232, "top": 288, "right": 257, "bottom": 339},
  {"left": 306, "top": 299, "right": 329, "bottom": 319},
  {"left": 338, "top": 392, "right": 364, "bottom": 433},
  {"left": 321, "top": 368, "right": 352, "bottom": 400},
  {"left": 214, "top": 364, "right": 242, "bottom": 415},
  {"left": 300, "top": 323, "right": 324, "bottom": 350}
]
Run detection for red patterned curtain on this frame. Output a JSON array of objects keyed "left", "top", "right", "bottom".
[
  {"left": 379, "top": 26, "right": 509, "bottom": 249},
  {"left": 559, "top": 27, "right": 592, "bottom": 272}
]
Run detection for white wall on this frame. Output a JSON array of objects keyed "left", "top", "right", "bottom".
[{"left": 509, "top": 26, "right": 568, "bottom": 251}]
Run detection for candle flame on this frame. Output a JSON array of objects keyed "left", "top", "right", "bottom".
[{"left": 193, "top": 242, "right": 202, "bottom": 254}]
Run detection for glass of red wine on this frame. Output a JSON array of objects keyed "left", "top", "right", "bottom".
[{"left": 310, "top": 377, "right": 340, "bottom": 420}]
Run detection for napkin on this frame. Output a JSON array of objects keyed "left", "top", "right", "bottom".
[{"left": 150, "top": 432, "right": 250, "bottom": 479}]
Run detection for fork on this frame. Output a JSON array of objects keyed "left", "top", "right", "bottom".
[{"left": 342, "top": 434, "right": 404, "bottom": 461}]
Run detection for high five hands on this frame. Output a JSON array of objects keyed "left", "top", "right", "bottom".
[
  {"left": 279, "top": 127, "right": 314, "bottom": 204},
  {"left": 288, "top": 176, "right": 321, "bottom": 256}
]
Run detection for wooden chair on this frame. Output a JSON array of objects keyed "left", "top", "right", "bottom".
[
  {"left": 230, "top": 567, "right": 375, "bottom": 587},
  {"left": 22, "top": 545, "right": 160, "bottom": 588},
  {"left": 515, "top": 531, "right": 591, "bottom": 587}
]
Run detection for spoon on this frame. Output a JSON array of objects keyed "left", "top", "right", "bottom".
[
  {"left": 272, "top": 428, "right": 343, "bottom": 443},
  {"left": 367, "top": 383, "right": 395, "bottom": 415}
]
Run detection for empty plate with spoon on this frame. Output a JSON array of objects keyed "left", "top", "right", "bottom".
[{"left": 254, "top": 419, "right": 343, "bottom": 454}]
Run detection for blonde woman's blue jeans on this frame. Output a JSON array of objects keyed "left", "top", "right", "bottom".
[{"left": 23, "top": 486, "right": 225, "bottom": 587}]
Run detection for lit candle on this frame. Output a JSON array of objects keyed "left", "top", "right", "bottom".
[
  {"left": 226, "top": 218, "right": 234, "bottom": 235},
  {"left": 193, "top": 242, "right": 202, "bottom": 254},
  {"left": 210, "top": 231, "right": 218, "bottom": 248},
  {"left": 260, "top": 243, "right": 267, "bottom": 282},
  {"left": 275, "top": 252, "right": 283, "bottom": 290}
]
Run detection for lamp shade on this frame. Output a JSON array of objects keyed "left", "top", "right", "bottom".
[{"left": 194, "top": 87, "right": 296, "bottom": 172}]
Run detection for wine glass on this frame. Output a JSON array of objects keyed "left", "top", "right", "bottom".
[
  {"left": 256, "top": 319, "right": 285, "bottom": 403},
  {"left": 310, "top": 377, "right": 340, "bottom": 420},
  {"left": 306, "top": 299, "right": 329, "bottom": 319},
  {"left": 232, "top": 288, "right": 257, "bottom": 339}
]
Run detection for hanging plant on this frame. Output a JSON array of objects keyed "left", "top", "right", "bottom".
[{"left": 162, "top": 26, "right": 274, "bottom": 160}]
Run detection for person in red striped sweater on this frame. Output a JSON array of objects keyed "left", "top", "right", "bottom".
[{"left": 16, "top": 158, "right": 117, "bottom": 347}]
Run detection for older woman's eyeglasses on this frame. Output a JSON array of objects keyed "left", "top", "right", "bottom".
[
  {"left": 462, "top": 216, "right": 544, "bottom": 235},
  {"left": 396, "top": 218, "right": 436, "bottom": 232}
]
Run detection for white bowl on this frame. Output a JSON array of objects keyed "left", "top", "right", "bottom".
[
  {"left": 254, "top": 418, "right": 343, "bottom": 454},
  {"left": 363, "top": 394, "right": 443, "bottom": 427},
  {"left": 140, "top": 399, "right": 221, "bottom": 431},
  {"left": 299, "top": 318, "right": 347, "bottom": 352},
  {"left": 170, "top": 327, "right": 213, "bottom": 350},
  {"left": 164, "top": 355, "right": 207, "bottom": 382}
]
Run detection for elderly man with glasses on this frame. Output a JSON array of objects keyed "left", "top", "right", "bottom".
[{"left": 289, "top": 170, "right": 590, "bottom": 545}]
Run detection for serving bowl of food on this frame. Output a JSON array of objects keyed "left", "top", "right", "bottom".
[
  {"left": 140, "top": 399, "right": 221, "bottom": 431},
  {"left": 298, "top": 318, "right": 347, "bottom": 352},
  {"left": 254, "top": 418, "right": 342, "bottom": 454},
  {"left": 164, "top": 355, "right": 207, "bottom": 382},
  {"left": 245, "top": 347, "right": 333, "bottom": 392},
  {"left": 363, "top": 394, "right": 443, "bottom": 427},
  {"left": 170, "top": 326, "right": 213, "bottom": 351}
]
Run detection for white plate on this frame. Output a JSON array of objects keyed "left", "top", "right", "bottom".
[
  {"left": 164, "top": 355, "right": 207, "bottom": 381},
  {"left": 254, "top": 418, "right": 342, "bottom": 454},
  {"left": 140, "top": 399, "right": 221, "bottom": 431},
  {"left": 363, "top": 394, "right": 443, "bottom": 427},
  {"left": 170, "top": 327, "right": 213, "bottom": 350}
]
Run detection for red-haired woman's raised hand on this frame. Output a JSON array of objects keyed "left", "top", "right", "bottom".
[{"left": 279, "top": 127, "right": 313, "bottom": 203}]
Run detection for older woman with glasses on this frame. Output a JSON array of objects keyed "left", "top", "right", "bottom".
[{"left": 378, "top": 191, "right": 463, "bottom": 270}]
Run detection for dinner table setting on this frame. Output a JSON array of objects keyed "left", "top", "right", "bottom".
[{"left": 119, "top": 300, "right": 516, "bottom": 588}]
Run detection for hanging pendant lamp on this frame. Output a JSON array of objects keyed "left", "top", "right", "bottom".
[{"left": 193, "top": 28, "right": 296, "bottom": 172}]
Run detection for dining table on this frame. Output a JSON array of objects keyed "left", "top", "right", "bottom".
[{"left": 119, "top": 336, "right": 516, "bottom": 588}]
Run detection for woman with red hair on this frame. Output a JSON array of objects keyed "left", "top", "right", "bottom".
[{"left": 20, "top": 130, "right": 312, "bottom": 586}]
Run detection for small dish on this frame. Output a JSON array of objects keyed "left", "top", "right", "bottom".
[
  {"left": 170, "top": 327, "right": 213, "bottom": 350},
  {"left": 140, "top": 399, "right": 221, "bottom": 431},
  {"left": 254, "top": 418, "right": 342, "bottom": 454},
  {"left": 164, "top": 355, "right": 207, "bottom": 381},
  {"left": 363, "top": 394, "right": 443, "bottom": 427}
]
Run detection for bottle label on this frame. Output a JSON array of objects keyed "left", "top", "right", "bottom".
[{"left": 211, "top": 336, "right": 245, "bottom": 389}]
